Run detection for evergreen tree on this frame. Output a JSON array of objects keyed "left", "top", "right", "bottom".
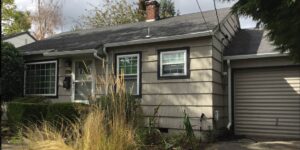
[{"left": 1, "top": 42, "right": 24, "bottom": 98}]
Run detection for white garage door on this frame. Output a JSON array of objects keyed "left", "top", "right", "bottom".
[{"left": 234, "top": 67, "right": 300, "bottom": 138}]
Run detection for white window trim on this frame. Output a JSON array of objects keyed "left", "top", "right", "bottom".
[
  {"left": 160, "top": 50, "right": 187, "bottom": 77},
  {"left": 116, "top": 54, "right": 140, "bottom": 95},
  {"left": 24, "top": 60, "right": 58, "bottom": 96}
]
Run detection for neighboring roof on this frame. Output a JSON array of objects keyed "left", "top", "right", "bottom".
[
  {"left": 2, "top": 31, "right": 36, "bottom": 41},
  {"left": 224, "top": 29, "right": 278, "bottom": 56},
  {"left": 19, "top": 8, "right": 231, "bottom": 53}
]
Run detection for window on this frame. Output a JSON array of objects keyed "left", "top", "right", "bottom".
[
  {"left": 158, "top": 48, "right": 189, "bottom": 79},
  {"left": 116, "top": 53, "right": 140, "bottom": 95},
  {"left": 24, "top": 60, "right": 57, "bottom": 96}
]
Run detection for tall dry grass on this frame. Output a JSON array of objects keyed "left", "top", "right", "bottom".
[{"left": 23, "top": 66, "right": 139, "bottom": 150}]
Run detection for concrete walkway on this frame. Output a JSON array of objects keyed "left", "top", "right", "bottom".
[{"left": 203, "top": 139, "right": 300, "bottom": 150}]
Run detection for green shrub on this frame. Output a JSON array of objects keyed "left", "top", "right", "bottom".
[
  {"left": 7, "top": 100, "right": 89, "bottom": 130},
  {"left": 46, "top": 103, "right": 89, "bottom": 126},
  {"left": 7, "top": 102, "right": 48, "bottom": 129},
  {"left": 12, "top": 96, "right": 48, "bottom": 103},
  {"left": 1, "top": 42, "right": 24, "bottom": 99}
]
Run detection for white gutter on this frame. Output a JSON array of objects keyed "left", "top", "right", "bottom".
[
  {"left": 104, "top": 30, "right": 213, "bottom": 47},
  {"left": 23, "top": 49, "right": 55, "bottom": 55},
  {"left": 43, "top": 49, "right": 97, "bottom": 56},
  {"left": 224, "top": 52, "right": 288, "bottom": 60},
  {"left": 227, "top": 59, "right": 232, "bottom": 130}
]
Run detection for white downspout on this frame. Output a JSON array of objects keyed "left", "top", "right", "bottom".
[
  {"left": 227, "top": 59, "right": 232, "bottom": 130},
  {"left": 102, "top": 47, "right": 109, "bottom": 95},
  {"left": 93, "top": 48, "right": 108, "bottom": 95}
]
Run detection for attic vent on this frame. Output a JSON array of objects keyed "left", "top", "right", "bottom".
[{"left": 145, "top": 27, "right": 151, "bottom": 38}]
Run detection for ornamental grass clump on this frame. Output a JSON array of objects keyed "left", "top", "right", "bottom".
[{"left": 23, "top": 70, "right": 139, "bottom": 150}]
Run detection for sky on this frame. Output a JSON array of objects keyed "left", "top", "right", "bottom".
[{"left": 15, "top": 0, "right": 257, "bottom": 33}]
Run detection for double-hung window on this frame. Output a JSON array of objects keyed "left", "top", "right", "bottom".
[
  {"left": 24, "top": 60, "right": 57, "bottom": 96},
  {"left": 116, "top": 53, "right": 140, "bottom": 95},
  {"left": 158, "top": 48, "right": 189, "bottom": 79}
]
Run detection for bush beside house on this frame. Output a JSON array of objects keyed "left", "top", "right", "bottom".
[
  {"left": 7, "top": 98, "right": 89, "bottom": 130},
  {"left": 1, "top": 42, "right": 24, "bottom": 100}
]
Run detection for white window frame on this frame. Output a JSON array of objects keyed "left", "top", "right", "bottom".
[
  {"left": 160, "top": 50, "right": 187, "bottom": 77},
  {"left": 24, "top": 60, "right": 58, "bottom": 96},
  {"left": 116, "top": 54, "right": 140, "bottom": 95}
]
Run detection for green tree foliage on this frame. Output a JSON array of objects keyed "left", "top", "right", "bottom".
[
  {"left": 230, "top": 0, "right": 300, "bottom": 62},
  {"left": 159, "top": 0, "right": 177, "bottom": 18},
  {"left": 80, "top": 0, "right": 142, "bottom": 29},
  {"left": 1, "top": 0, "right": 31, "bottom": 35},
  {"left": 137, "top": 0, "right": 147, "bottom": 21},
  {"left": 1, "top": 42, "right": 24, "bottom": 98},
  {"left": 79, "top": 0, "right": 178, "bottom": 29},
  {"left": 137, "top": 0, "right": 178, "bottom": 20}
]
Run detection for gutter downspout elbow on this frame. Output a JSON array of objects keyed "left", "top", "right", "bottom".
[
  {"left": 227, "top": 59, "right": 232, "bottom": 130},
  {"left": 93, "top": 51, "right": 104, "bottom": 61}
]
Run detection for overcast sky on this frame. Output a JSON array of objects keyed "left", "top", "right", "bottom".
[{"left": 15, "top": 0, "right": 256, "bottom": 33}]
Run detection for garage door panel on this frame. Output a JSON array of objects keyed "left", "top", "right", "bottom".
[
  {"left": 235, "top": 131, "right": 300, "bottom": 138},
  {"left": 236, "top": 91, "right": 300, "bottom": 96},
  {"left": 235, "top": 102, "right": 300, "bottom": 107},
  {"left": 235, "top": 100, "right": 300, "bottom": 103},
  {"left": 235, "top": 70, "right": 299, "bottom": 77},
  {"left": 235, "top": 125, "right": 300, "bottom": 131},
  {"left": 236, "top": 84, "right": 300, "bottom": 89},
  {"left": 235, "top": 95, "right": 300, "bottom": 99},
  {"left": 235, "top": 128, "right": 300, "bottom": 136},
  {"left": 236, "top": 117, "right": 300, "bottom": 123},
  {"left": 236, "top": 87, "right": 300, "bottom": 92},
  {"left": 236, "top": 121, "right": 300, "bottom": 128},
  {"left": 236, "top": 77, "right": 300, "bottom": 82},
  {"left": 235, "top": 80, "right": 300, "bottom": 86},
  {"left": 236, "top": 110, "right": 300, "bottom": 115},
  {"left": 234, "top": 67, "right": 300, "bottom": 138},
  {"left": 235, "top": 114, "right": 300, "bottom": 119}
]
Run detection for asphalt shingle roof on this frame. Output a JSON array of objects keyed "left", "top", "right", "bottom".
[
  {"left": 224, "top": 29, "right": 277, "bottom": 56},
  {"left": 19, "top": 8, "right": 231, "bottom": 52}
]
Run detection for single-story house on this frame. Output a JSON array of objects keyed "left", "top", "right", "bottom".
[
  {"left": 19, "top": 1, "right": 300, "bottom": 139},
  {"left": 2, "top": 31, "right": 36, "bottom": 48}
]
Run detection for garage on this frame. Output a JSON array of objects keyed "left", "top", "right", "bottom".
[{"left": 233, "top": 67, "right": 300, "bottom": 138}]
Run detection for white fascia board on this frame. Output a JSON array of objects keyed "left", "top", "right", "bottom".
[
  {"left": 104, "top": 30, "right": 213, "bottom": 48},
  {"left": 224, "top": 52, "right": 288, "bottom": 60},
  {"left": 22, "top": 49, "right": 55, "bottom": 55},
  {"left": 43, "top": 49, "right": 97, "bottom": 56}
]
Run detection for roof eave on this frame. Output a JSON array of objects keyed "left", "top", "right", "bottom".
[
  {"left": 21, "top": 30, "right": 213, "bottom": 56},
  {"left": 224, "top": 52, "right": 288, "bottom": 60}
]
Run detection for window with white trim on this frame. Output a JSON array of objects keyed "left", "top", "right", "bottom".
[
  {"left": 116, "top": 54, "right": 140, "bottom": 95},
  {"left": 159, "top": 49, "right": 188, "bottom": 77},
  {"left": 24, "top": 60, "right": 57, "bottom": 96}
]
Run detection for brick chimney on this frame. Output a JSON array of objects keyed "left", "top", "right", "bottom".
[{"left": 145, "top": 0, "right": 160, "bottom": 22}]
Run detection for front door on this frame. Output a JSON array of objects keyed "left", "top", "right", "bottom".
[{"left": 72, "top": 59, "right": 95, "bottom": 103}]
